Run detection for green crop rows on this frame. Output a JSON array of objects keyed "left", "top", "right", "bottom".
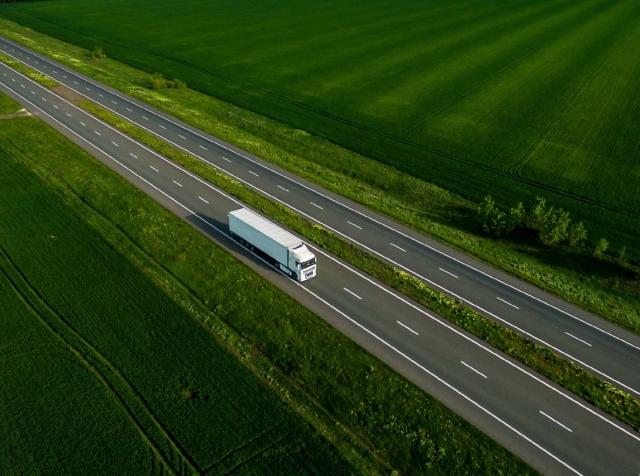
[
  {"left": 0, "top": 116, "right": 349, "bottom": 474},
  {"left": 1, "top": 0, "right": 639, "bottom": 253}
]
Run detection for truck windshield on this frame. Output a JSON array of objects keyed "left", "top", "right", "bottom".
[{"left": 300, "top": 258, "right": 316, "bottom": 269}]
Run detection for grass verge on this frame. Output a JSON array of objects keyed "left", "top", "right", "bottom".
[
  {"left": 0, "top": 88, "right": 19, "bottom": 113},
  {"left": 0, "top": 17, "right": 636, "bottom": 334},
  {"left": 0, "top": 109, "right": 533, "bottom": 472},
  {"left": 79, "top": 98, "right": 640, "bottom": 432}
]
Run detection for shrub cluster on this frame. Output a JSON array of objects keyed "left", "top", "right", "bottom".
[
  {"left": 90, "top": 46, "right": 106, "bottom": 60},
  {"left": 149, "top": 72, "right": 187, "bottom": 90},
  {"left": 478, "top": 195, "right": 627, "bottom": 262}
]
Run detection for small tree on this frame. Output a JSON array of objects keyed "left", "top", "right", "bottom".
[
  {"left": 527, "top": 196, "right": 547, "bottom": 230},
  {"left": 568, "top": 221, "right": 588, "bottom": 248},
  {"left": 505, "top": 202, "right": 525, "bottom": 234},
  {"left": 593, "top": 238, "right": 609, "bottom": 259},
  {"left": 538, "top": 206, "right": 571, "bottom": 246},
  {"left": 478, "top": 195, "right": 507, "bottom": 236}
]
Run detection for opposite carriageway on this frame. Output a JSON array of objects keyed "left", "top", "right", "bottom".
[{"left": 2, "top": 56, "right": 639, "bottom": 475}]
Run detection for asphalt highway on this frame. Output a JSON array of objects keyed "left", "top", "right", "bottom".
[
  {"left": 1, "top": 48, "right": 639, "bottom": 475},
  {"left": 0, "top": 36, "right": 637, "bottom": 401}
]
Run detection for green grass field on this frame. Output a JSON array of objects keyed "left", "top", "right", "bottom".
[
  {"left": 0, "top": 115, "right": 349, "bottom": 474},
  {"left": 1, "top": 0, "right": 639, "bottom": 253}
]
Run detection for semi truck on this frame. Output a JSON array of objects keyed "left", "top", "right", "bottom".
[{"left": 228, "top": 208, "right": 317, "bottom": 281}]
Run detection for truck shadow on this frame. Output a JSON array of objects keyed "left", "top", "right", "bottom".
[{"left": 185, "top": 212, "right": 282, "bottom": 277}]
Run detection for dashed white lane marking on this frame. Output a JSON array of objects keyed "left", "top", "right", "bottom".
[
  {"left": 389, "top": 242, "right": 406, "bottom": 252},
  {"left": 397, "top": 321, "right": 419, "bottom": 335},
  {"left": 126, "top": 107, "right": 132, "bottom": 112},
  {"left": 277, "top": 185, "right": 290, "bottom": 192},
  {"left": 564, "top": 332, "right": 592, "bottom": 347},
  {"left": 98, "top": 93, "right": 104, "bottom": 98},
  {"left": 80, "top": 121, "right": 86, "bottom": 126},
  {"left": 178, "top": 134, "right": 187, "bottom": 140},
  {"left": 65, "top": 113, "right": 71, "bottom": 117},
  {"left": 199, "top": 145, "right": 208, "bottom": 150},
  {"left": 111, "top": 141, "right": 119, "bottom": 147},
  {"left": 198, "top": 196, "right": 209, "bottom": 204},
  {"left": 172, "top": 180, "right": 183, "bottom": 188},
  {"left": 539, "top": 411, "right": 573, "bottom": 433},
  {"left": 129, "top": 153, "right": 138, "bottom": 159},
  {"left": 111, "top": 100, "right": 118, "bottom": 105},
  {"left": 94, "top": 130, "right": 101, "bottom": 136},
  {"left": 222, "top": 156, "right": 232, "bottom": 163},
  {"left": 347, "top": 221, "right": 362, "bottom": 230},
  {"left": 149, "top": 165, "right": 159, "bottom": 172},
  {"left": 461, "top": 361, "right": 488, "bottom": 379},
  {"left": 20, "top": 84, "right": 25, "bottom": 88},
  {"left": 438, "top": 267, "right": 459, "bottom": 279},
  {"left": 53, "top": 104, "right": 58, "bottom": 109},
  {"left": 497, "top": 297, "right": 520, "bottom": 310},
  {"left": 40, "top": 97, "right": 47, "bottom": 102},
  {"left": 343, "top": 288, "right": 363, "bottom": 300},
  {"left": 249, "top": 170, "right": 259, "bottom": 177},
  {"left": 142, "top": 115, "right": 149, "bottom": 120},
  {"left": 159, "top": 124, "right": 166, "bottom": 130},
  {"left": 310, "top": 202, "right": 324, "bottom": 210}
]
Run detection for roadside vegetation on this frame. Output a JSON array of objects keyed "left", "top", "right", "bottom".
[
  {"left": 0, "top": 104, "right": 532, "bottom": 473},
  {"left": 0, "top": 16, "right": 636, "bottom": 335},
  {"left": 79, "top": 99, "right": 640, "bottom": 432}
]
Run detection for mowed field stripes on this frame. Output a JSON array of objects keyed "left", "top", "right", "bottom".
[
  {"left": 1, "top": 37, "right": 639, "bottom": 402},
  {"left": 1, "top": 0, "right": 639, "bottom": 252},
  {"left": 2, "top": 58, "right": 640, "bottom": 476}
]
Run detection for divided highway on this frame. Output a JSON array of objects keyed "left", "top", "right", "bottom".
[
  {"left": 1, "top": 44, "right": 640, "bottom": 475},
  {"left": 0, "top": 36, "right": 638, "bottom": 401}
]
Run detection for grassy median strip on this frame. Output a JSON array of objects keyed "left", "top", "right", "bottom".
[
  {"left": 0, "top": 103, "right": 533, "bottom": 472},
  {"left": 78, "top": 98, "right": 640, "bottom": 432}
]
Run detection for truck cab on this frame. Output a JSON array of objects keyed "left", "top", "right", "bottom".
[{"left": 289, "top": 243, "right": 317, "bottom": 281}]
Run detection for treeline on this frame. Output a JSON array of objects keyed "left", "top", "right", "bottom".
[{"left": 478, "top": 195, "right": 628, "bottom": 264}]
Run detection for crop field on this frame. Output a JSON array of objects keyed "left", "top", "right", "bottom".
[
  {"left": 1, "top": 0, "right": 639, "bottom": 250},
  {"left": 0, "top": 115, "right": 348, "bottom": 474}
]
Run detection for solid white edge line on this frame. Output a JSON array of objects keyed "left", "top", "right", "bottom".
[
  {"left": 540, "top": 411, "right": 573, "bottom": 433},
  {"left": 8, "top": 37, "right": 632, "bottom": 358},
  {"left": 461, "top": 361, "right": 488, "bottom": 379},
  {"left": 497, "top": 297, "right": 520, "bottom": 310},
  {"left": 2, "top": 55, "right": 638, "bottom": 446},
  {"left": 397, "top": 320, "right": 419, "bottom": 335},
  {"left": 343, "top": 287, "right": 363, "bottom": 300},
  {"left": 565, "top": 332, "right": 592, "bottom": 348}
]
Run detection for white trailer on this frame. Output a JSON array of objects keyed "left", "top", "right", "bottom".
[{"left": 228, "top": 208, "right": 317, "bottom": 281}]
